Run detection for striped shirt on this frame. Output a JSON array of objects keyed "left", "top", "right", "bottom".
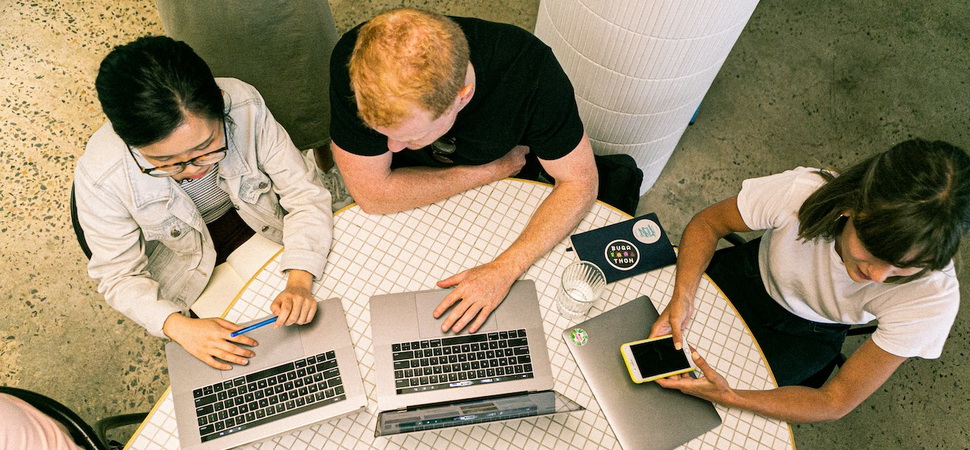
[{"left": 178, "top": 165, "right": 232, "bottom": 223}]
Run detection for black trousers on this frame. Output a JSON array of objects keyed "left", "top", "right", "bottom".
[
  {"left": 207, "top": 207, "right": 256, "bottom": 266},
  {"left": 705, "top": 238, "right": 849, "bottom": 386}
]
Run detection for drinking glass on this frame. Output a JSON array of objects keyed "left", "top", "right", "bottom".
[{"left": 556, "top": 261, "right": 606, "bottom": 318}]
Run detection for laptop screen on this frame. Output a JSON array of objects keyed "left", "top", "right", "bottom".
[{"left": 375, "top": 391, "right": 582, "bottom": 436}]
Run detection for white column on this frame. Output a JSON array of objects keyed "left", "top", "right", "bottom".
[{"left": 535, "top": 0, "right": 760, "bottom": 193}]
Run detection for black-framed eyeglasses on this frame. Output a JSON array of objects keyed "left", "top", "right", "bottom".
[
  {"left": 430, "top": 136, "right": 457, "bottom": 164},
  {"left": 127, "top": 120, "right": 229, "bottom": 177}
]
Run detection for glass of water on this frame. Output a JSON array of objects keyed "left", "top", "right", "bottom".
[{"left": 556, "top": 261, "right": 606, "bottom": 318}]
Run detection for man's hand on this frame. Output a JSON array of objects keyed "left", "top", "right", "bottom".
[
  {"left": 271, "top": 269, "right": 317, "bottom": 327},
  {"left": 332, "top": 142, "right": 531, "bottom": 214},
  {"left": 656, "top": 348, "right": 733, "bottom": 404},
  {"left": 487, "top": 145, "right": 529, "bottom": 181},
  {"left": 650, "top": 296, "right": 694, "bottom": 350},
  {"left": 433, "top": 261, "right": 519, "bottom": 333},
  {"left": 162, "top": 313, "right": 258, "bottom": 371}
]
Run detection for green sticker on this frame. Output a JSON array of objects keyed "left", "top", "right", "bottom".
[{"left": 569, "top": 328, "right": 589, "bottom": 346}]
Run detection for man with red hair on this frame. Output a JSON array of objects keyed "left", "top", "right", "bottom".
[{"left": 330, "top": 8, "right": 598, "bottom": 334}]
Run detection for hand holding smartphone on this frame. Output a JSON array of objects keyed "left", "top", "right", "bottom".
[{"left": 620, "top": 335, "right": 695, "bottom": 383}]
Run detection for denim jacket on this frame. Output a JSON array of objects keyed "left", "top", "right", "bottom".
[{"left": 74, "top": 78, "right": 333, "bottom": 337}]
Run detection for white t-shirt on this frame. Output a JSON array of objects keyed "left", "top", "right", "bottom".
[{"left": 736, "top": 167, "right": 959, "bottom": 359}]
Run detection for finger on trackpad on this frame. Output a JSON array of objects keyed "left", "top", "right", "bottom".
[
  {"left": 414, "top": 290, "right": 498, "bottom": 337},
  {"left": 222, "top": 322, "right": 304, "bottom": 379}
]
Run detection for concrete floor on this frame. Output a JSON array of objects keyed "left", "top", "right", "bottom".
[{"left": 1, "top": 0, "right": 967, "bottom": 448}]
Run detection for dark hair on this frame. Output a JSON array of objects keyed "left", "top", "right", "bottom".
[
  {"left": 798, "top": 139, "right": 970, "bottom": 280},
  {"left": 95, "top": 35, "right": 224, "bottom": 147}
]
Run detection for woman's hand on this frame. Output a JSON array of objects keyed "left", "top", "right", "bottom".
[
  {"left": 653, "top": 196, "right": 751, "bottom": 347},
  {"left": 650, "top": 296, "right": 694, "bottom": 349},
  {"left": 656, "top": 348, "right": 734, "bottom": 404},
  {"left": 271, "top": 269, "right": 317, "bottom": 327},
  {"left": 162, "top": 313, "right": 258, "bottom": 370}
]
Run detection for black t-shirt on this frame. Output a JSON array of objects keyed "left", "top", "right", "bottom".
[{"left": 329, "top": 16, "right": 585, "bottom": 168}]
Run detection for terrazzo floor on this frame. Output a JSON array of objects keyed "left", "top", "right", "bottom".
[{"left": 2, "top": 0, "right": 968, "bottom": 448}]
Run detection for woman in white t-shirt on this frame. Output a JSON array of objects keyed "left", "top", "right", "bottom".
[{"left": 650, "top": 139, "right": 970, "bottom": 422}]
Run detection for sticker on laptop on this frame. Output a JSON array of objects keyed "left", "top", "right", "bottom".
[
  {"left": 605, "top": 239, "right": 639, "bottom": 271},
  {"left": 569, "top": 328, "right": 589, "bottom": 346}
]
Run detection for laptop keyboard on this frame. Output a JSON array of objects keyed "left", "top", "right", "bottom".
[
  {"left": 192, "top": 351, "right": 345, "bottom": 443},
  {"left": 391, "top": 329, "right": 534, "bottom": 394}
]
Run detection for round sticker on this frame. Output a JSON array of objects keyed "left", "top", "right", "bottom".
[
  {"left": 605, "top": 239, "right": 640, "bottom": 271},
  {"left": 569, "top": 328, "right": 589, "bottom": 346},
  {"left": 633, "top": 219, "right": 662, "bottom": 244}
]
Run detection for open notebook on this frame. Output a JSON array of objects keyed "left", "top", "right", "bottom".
[{"left": 191, "top": 234, "right": 283, "bottom": 318}]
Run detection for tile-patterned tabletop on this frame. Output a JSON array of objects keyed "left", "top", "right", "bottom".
[{"left": 126, "top": 179, "right": 793, "bottom": 450}]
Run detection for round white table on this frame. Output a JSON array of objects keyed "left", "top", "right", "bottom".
[{"left": 127, "top": 179, "right": 793, "bottom": 449}]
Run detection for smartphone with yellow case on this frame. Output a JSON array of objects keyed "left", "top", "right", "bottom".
[{"left": 620, "top": 335, "right": 695, "bottom": 383}]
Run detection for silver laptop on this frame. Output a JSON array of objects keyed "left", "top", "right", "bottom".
[
  {"left": 562, "top": 296, "right": 722, "bottom": 450},
  {"left": 370, "top": 280, "right": 583, "bottom": 435},
  {"left": 166, "top": 297, "right": 367, "bottom": 450}
]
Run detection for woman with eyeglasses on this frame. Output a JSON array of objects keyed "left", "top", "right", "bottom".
[
  {"left": 74, "top": 36, "right": 334, "bottom": 370},
  {"left": 649, "top": 139, "right": 970, "bottom": 422}
]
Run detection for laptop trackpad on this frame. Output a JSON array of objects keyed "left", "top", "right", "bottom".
[
  {"left": 415, "top": 290, "right": 498, "bottom": 338},
  {"left": 222, "top": 321, "right": 305, "bottom": 379}
]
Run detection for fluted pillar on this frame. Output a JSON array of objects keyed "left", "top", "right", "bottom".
[{"left": 535, "top": 0, "right": 760, "bottom": 193}]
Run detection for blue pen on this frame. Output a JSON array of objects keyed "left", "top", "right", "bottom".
[{"left": 230, "top": 316, "right": 278, "bottom": 337}]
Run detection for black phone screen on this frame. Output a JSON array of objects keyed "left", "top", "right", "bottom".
[{"left": 630, "top": 337, "right": 691, "bottom": 378}]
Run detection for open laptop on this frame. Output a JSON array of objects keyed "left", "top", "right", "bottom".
[
  {"left": 166, "top": 297, "right": 367, "bottom": 450},
  {"left": 562, "top": 296, "right": 722, "bottom": 450},
  {"left": 370, "top": 280, "right": 583, "bottom": 436}
]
